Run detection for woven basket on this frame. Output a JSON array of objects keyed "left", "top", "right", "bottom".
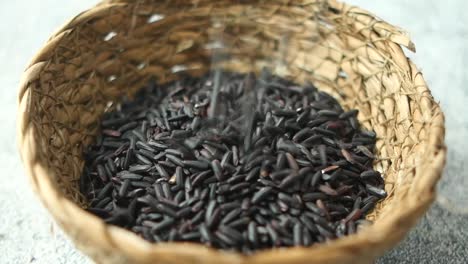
[{"left": 17, "top": 0, "right": 446, "bottom": 263}]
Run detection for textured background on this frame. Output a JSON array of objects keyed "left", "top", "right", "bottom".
[{"left": 1, "top": 1, "right": 467, "bottom": 263}]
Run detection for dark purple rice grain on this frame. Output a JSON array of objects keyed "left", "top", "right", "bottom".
[
  {"left": 229, "top": 217, "right": 250, "bottom": 229},
  {"left": 166, "top": 154, "right": 185, "bottom": 167},
  {"left": 353, "top": 196, "right": 362, "bottom": 210},
  {"left": 230, "top": 182, "right": 250, "bottom": 192},
  {"left": 174, "top": 167, "right": 184, "bottom": 187},
  {"left": 153, "top": 152, "right": 166, "bottom": 161},
  {"left": 362, "top": 196, "right": 378, "bottom": 206},
  {"left": 285, "top": 153, "right": 299, "bottom": 171},
  {"left": 211, "top": 160, "right": 224, "bottom": 181},
  {"left": 265, "top": 224, "right": 279, "bottom": 246},
  {"left": 295, "top": 159, "right": 313, "bottom": 167},
  {"left": 155, "top": 203, "right": 178, "bottom": 218},
  {"left": 350, "top": 154, "right": 370, "bottom": 164},
  {"left": 176, "top": 207, "right": 192, "bottom": 218},
  {"left": 208, "top": 184, "right": 217, "bottom": 200},
  {"left": 107, "top": 158, "right": 117, "bottom": 174},
  {"left": 173, "top": 190, "right": 184, "bottom": 204},
  {"left": 204, "top": 200, "right": 216, "bottom": 221},
  {"left": 275, "top": 152, "right": 287, "bottom": 170},
  {"left": 276, "top": 199, "right": 289, "bottom": 212},
  {"left": 191, "top": 210, "right": 205, "bottom": 225},
  {"left": 136, "top": 141, "right": 155, "bottom": 152},
  {"left": 341, "top": 149, "right": 355, "bottom": 164},
  {"left": 181, "top": 231, "right": 201, "bottom": 241},
  {"left": 176, "top": 220, "right": 191, "bottom": 235},
  {"left": 276, "top": 138, "right": 301, "bottom": 155},
  {"left": 117, "top": 121, "right": 138, "bottom": 132},
  {"left": 341, "top": 169, "right": 360, "bottom": 178},
  {"left": 312, "top": 127, "right": 336, "bottom": 138},
  {"left": 270, "top": 220, "right": 290, "bottom": 237},
  {"left": 161, "top": 182, "right": 172, "bottom": 200},
  {"left": 219, "top": 225, "right": 243, "bottom": 243},
  {"left": 96, "top": 182, "right": 113, "bottom": 200},
  {"left": 238, "top": 197, "right": 250, "bottom": 211},
  {"left": 215, "top": 231, "right": 237, "bottom": 246},
  {"left": 293, "top": 222, "right": 303, "bottom": 246},
  {"left": 251, "top": 216, "right": 268, "bottom": 229},
  {"left": 155, "top": 165, "right": 169, "bottom": 179},
  {"left": 220, "top": 151, "right": 233, "bottom": 167},
  {"left": 130, "top": 181, "right": 152, "bottom": 188},
  {"left": 305, "top": 202, "right": 326, "bottom": 216},
  {"left": 135, "top": 153, "right": 152, "bottom": 165},
  {"left": 192, "top": 171, "right": 212, "bottom": 187},
  {"left": 339, "top": 109, "right": 358, "bottom": 119},
  {"left": 199, "top": 223, "right": 214, "bottom": 244},
  {"left": 254, "top": 137, "right": 269, "bottom": 148},
  {"left": 302, "top": 226, "right": 313, "bottom": 246},
  {"left": 153, "top": 183, "right": 164, "bottom": 199},
  {"left": 199, "top": 149, "right": 214, "bottom": 160},
  {"left": 183, "top": 160, "right": 210, "bottom": 170},
  {"left": 361, "top": 200, "right": 377, "bottom": 215},
  {"left": 336, "top": 222, "right": 346, "bottom": 238},
  {"left": 158, "top": 160, "right": 176, "bottom": 168},
  {"left": 321, "top": 165, "right": 339, "bottom": 174},
  {"left": 317, "top": 145, "right": 327, "bottom": 166},
  {"left": 252, "top": 187, "right": 273, "bottom": 204},
  {"left": 129, "top": 164, "right": 151, "bottom": 173},
  {"left": 279, "top": 172, "right": 301, "bottom": 189},
  {"left": 219, "top": 201, "right": 240, "bottom": 212},
  {"left": 148, "top": 141, "right": 169, "bottom": 150},
  {"left": 118, "top": 179, "right": 130, "bottom": 197},
  {"left": 263, "top": 126, "right": 285, "bottom": 136},
  {"left": 137, "top": 195, "right": 158, "bottom": 207},
  {"left": 365, "top": 184, "right": 387, "bottom": 198},
  {"left": 360, "top": 170, "right": 381, "bottom": 180},
  {"left": 82, "top": 71, "right": 383, "bottom": 253},
  {"left": 270, "top": 169, "right": 291, "bottom": 181},
  {"left": 95, "top": 197, "right": 112, "bottom": 209},
  {"left": 278, "top": 193, "right": 301, "bottom": 209},
  {"left": 343, "top": 208, "right": 362, "bottom": 224},
  {"left": 127, "top": 188, "right": 145, "bottom": 198},
  {"left": 347, "top": 220, "right": 356, "bottom": 234},
  {"left": 332, "top": 159, "right": 349, "bottom": 167},
  {"left": 96, "top": 165, "right": 108, "bottom": 182},
  {"left": 132, "top": 130, "right": 146, "bottom": 142},
  {"left": 168, "top": 229, "right": 178, "bottom": 241},
  {"left": 356, "top": 145, "right": 375, "bottom": 158},
  {"left": 118, "top": 171, "right": 144, "bottom": 180},
  {"left": 293, "top": 128, "right": 313, "bottom": 142},
  {"left": 206, "top": 207, "right": 222, "bottom": 228},
  {"left": 142, "top": 176, "right": 155, "bottom": 183},
  {"left": 301, "top": 134, "right": 321, "bottom": 146},
  {"left": 220, "top": 208, "right": 242, "bottom": 225},
  {"left": 146, "top": 213, "right": 163, "bottom": 221},
  {"left": 248, "top": 222, "right": 259, "bottom": 246},
  {"left": 245, "top": 155, "right": 267, "bottom": 171}
]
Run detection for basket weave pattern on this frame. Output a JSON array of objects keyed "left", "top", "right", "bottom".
[{"left": 18, "top": 0, "right": 446, "bottom": 263}]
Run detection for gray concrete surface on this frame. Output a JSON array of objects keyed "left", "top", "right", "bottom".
[{"left": 0, "top": 0, "right": 467, "bottom": 263}]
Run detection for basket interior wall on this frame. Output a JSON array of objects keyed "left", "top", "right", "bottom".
[{"left": 23, "top": 0, "right": 426, "bottom": 223}]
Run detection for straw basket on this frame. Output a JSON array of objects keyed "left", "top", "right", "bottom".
[{"left": 17, "top": 0, "right": 446, "bottom": 263}]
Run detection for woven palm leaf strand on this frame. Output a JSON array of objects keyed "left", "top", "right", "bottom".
[{"left": 18, "top": 0, "right": 446, "bottom": 263}]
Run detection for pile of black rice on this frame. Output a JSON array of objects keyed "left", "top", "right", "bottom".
[{"left": 81, "top": 71, "right": 386, "bottom": 253}]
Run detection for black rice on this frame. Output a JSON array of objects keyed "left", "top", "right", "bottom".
[{"left": 82, "top": 71, "right": 384, "bottom": 253}]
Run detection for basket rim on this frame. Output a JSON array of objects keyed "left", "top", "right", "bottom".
[{"left": 17, "top": 0, "right": 446, "bottom": 263}]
